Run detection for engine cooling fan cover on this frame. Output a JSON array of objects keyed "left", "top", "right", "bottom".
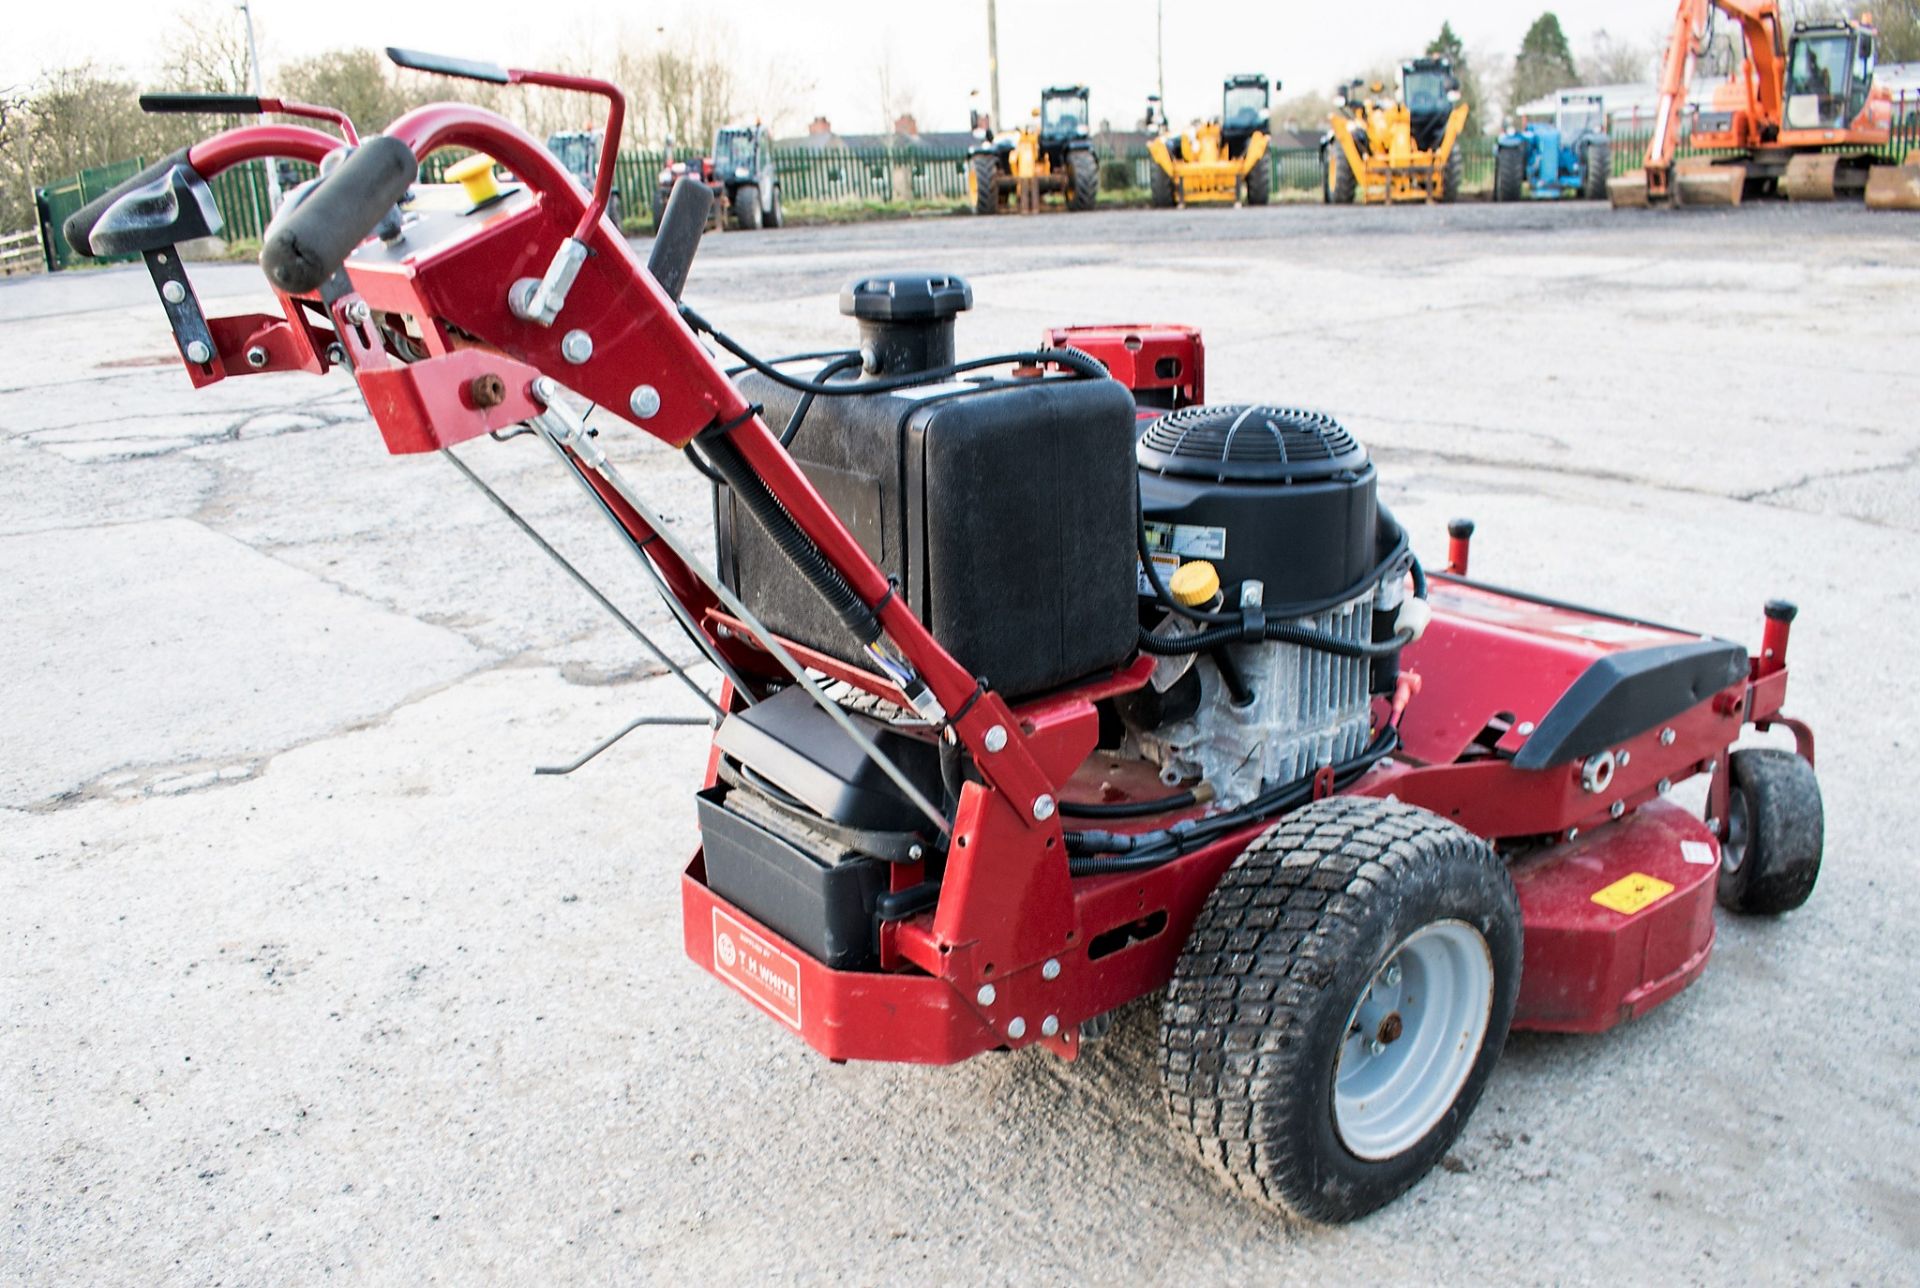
[{"left": 1136, "top": 403, "right": 1367, "bottom": 483}]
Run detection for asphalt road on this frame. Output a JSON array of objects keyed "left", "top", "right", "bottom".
[{"left": 4, "top": 200, "right": 1918, "bottom": 1284}]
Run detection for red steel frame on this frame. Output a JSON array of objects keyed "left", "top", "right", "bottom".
[{"left": 153, "top": 103, "right": 1814, "bottom": 1064}]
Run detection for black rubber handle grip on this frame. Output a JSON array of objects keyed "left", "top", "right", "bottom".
[
  {"left": 259, "top": 135, "right": 417, "bottom": 295},
  {"left": 647, "top": 175, "right": 713, "bottom": 302},
  {"left": 62, "top": 147, "right": 193, "bottom": 258},
  {"left": 140, "top": 93, "right": 264, "bottom": 115},
  {"left": 386, "top": 47, "right": 510, "bottom": 84}
]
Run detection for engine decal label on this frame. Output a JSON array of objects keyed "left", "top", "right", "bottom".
[
  {"left": 712, "top": 906, "right": 802, "bottom": 1030},
  {"left": 1679, "top": 840, "right": 1718, "bottom": 867},
  {"left": 1143, "top": 520, "right": 1228, "bottom": 560},
  {"left": 1590, "top": 872, "right": 1676, "bottom": 915},
  {"left": 1136, "top": 553, "right": 1180, "bottom": 595}
]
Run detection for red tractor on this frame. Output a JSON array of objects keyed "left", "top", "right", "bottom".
[{"left": 66, "top": 50, "right": 1824, "bottom": 1223}]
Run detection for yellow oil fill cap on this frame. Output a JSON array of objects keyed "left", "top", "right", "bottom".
[
  {"left": 446, "top": 154, "right": 502, "bottom": 205},
  {"left": 1169, "top": 559, "right": 1220, "bottom": 607}
]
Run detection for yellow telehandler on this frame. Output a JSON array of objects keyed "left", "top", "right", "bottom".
[
  {"left": 1146, "top": 74, "right": 1274, "bottom": 207},
  {"left": 1326, "top": 57, "right": 1471, "bottom": 204}
]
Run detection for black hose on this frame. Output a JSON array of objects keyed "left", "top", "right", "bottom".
[
  {"left": 1138, "top": 621, "right": 1413, "bottom": 659},
  {"left": 696, "top": 429, "right": 882, "bottom": 646},
  {"left": 681, "top": 302, "right": 1109, "bottom": 390},
  {"left": 779, "top": 354, "right": 863, "bottom": 447},
  {"left": 1059, "top": 790, "right": 1199, "bottom": 819},
  {"left": 1066, "top": 727, "right": 1399, "bottom": 875}
]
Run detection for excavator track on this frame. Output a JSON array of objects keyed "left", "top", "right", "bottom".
[{"left": 1866, "top": 156, "right": 1920, "bottom": 211}]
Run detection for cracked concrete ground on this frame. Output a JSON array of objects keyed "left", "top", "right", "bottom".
[{"left": 4, "top": 201, "right": 1918, "bottom": 1284}]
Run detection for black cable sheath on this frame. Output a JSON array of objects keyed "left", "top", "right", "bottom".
[
  {"left": 695, "top": 430, "right": 882, "bottom": 646},
  {"left": 1137, "top": 621, "right": 1414, "bottom": 659},
  {"left": 1059, "top": 790, "right": 1198, "bottom": 819},
  {"left": 681, "top": 302, "right": 1109, "bottom": 390},
  {"left": 1066, "top": 727, "right": 1399, "bottom": 874}
]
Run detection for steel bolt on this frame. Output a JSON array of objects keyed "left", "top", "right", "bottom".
[
  {"left": 976, "top": 984, "right": 996, "bottom": 1007},
  {"left": 1517, "top": 720, "right": 1535, "bottom": 736},
  {"left": 1383, "top": 962, "right": 1401, "bottom": 987},
  {"left": 1368, "top": 1040, "right": 1386, "bottom": 1056},
  {"left": 325, "top": 343, "right": 346, "bottom": 366},
  {"left": 245, "top": 345, "right": 270, "bottom": 369},
  {"left": 983, "top": 724, "right": 1008, "bottom": 753},
  {"left": 1041, "top": 1015, "right": 1060, "bottom": 1038},
  {"left": 1042, "top": 958, "right": 1061, "bottom": 981},
  {"left": 561, "top": 329, "right": 594, "bottom": 364},
  {"left": 160, "top": 280, "right": 186, "bottom": 304},
  {"left": 1707, "top": 760, "right": 1719, "bottom": 776},
  {"left": 183, "top": 339, "right": 212, "bottom": 364},
  {"left": 1706, "top": 816, "right": 1720, "bottom": 834},
  {"left": 1660, "top": 727, "right": 1677, "bottom": 746},
  {"left": 1032, "top": 794, "right": 1056, "bottom": 821},
  {"left": 1658, "top": 778, "right": 1673, "bottom": 795},
  {"left": 1617, "top": 750, "right": 1632, "bottom": 767},
  {"left": 907, "top": 844, "right": 925, "bottom": 861},
  {"left": 628, "top": 384, "right": 662, "bottom": 419},
  {"left": 1007, "top": 1017, "right": 1027, "bottom": 1040},
  {"left": 1567, "top": 827, "right": 1580, "bottom": 840},
  {"left": 1610, "top": 800, "right": 1626, "bottom": 819},
  {"left": 344, "top": 299, "right": 371, "bottom": 326}
]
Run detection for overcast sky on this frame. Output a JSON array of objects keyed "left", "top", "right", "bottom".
[{"left": 8, "top": 1, "right": 1655, "bottom": 133}]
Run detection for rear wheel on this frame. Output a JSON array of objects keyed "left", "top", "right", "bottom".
[
  {"left": 1494, "top": 144, "right": 1525, "bottom": 202},
  {"left": 1068, "top": 148, "right": 1100, "bottom": 211},
  {"left": 1159, "top": 796, "right": 1522, "bottom": 1223},
  {"left": 1246, "top": 152, "right": 1271, "bottom": 205},
  {"left": 734, "top": 183, "right": 763, "bottom": 230},
  {"left": 1581, "top": 138, "right": 1612, "bottom": 201},
  {"left": 1150, "top": 162, "right": 1175, "bottom": 208},
  {"left": 1438, "top": 147, "right": 1464, "bottom": 203},
  {"left": 1717, "top": 749, "right": 1823, "bottom": 915},
  {"left": 1330, "top": 146, "right": 1358, "bottom": 204},
  {"left": 970, "top": 153, "right": 999, "bottom": 215}
]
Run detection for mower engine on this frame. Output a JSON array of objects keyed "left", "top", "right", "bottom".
[{"left": 1126, "top": 405, "right": 1414, "bottom": 807}]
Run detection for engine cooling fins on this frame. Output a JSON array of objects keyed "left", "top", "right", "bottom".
[{"left": 1137, "top": 404, "right": 1366, "bottom": 482}]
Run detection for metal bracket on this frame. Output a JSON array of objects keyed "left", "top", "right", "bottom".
[
  {"left": 534, "top": 714, "right": 710, "bottom": 775},
  {"left": 142, "top": 248, "right": 219, "bottom": 372},
  {"left": 511, "top": 237, "right": 590, "bottom": 327}
]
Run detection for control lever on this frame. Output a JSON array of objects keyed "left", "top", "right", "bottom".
[{"left": 647, "top": 177, "right": 714, "bottom": 302}]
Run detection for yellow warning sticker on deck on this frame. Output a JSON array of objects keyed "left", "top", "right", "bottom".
[{"left": 1590, "top": 872, "right": 1675, "bottom": 915}]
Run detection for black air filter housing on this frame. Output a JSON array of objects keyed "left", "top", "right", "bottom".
[{"left": 1137, "top": 404, "right": 1378, "bottom": 610}]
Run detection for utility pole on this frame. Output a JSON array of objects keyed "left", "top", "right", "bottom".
[
  {"left": 1157, "top": 0, "right": 1166, "bottom": 109},
  {"left": 986, "top": 0, "right": 1002, "bottom": 131},
  {"left": 237, "top": 0, "right": 281, "bottom": 213}
]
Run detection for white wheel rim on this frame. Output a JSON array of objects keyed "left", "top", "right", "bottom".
[{"left": 1334, "top": 919, "right": 1495, "bottom": 1161}]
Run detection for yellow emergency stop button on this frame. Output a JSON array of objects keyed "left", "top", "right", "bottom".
[
  {"left": 446, "top": 153, "right": 502, "bottom": 205},
  {"left": 1169, "top": 559, "right": 1220, "bottom": 607}
]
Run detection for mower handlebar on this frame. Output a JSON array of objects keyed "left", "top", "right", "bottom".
[{"left": 259, "top": 135, "right": 417, "bottom": 295}]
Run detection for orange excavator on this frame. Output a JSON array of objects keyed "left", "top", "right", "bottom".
[{"left": 1609, "top": 1, "right": 1900, "bottom": 207}]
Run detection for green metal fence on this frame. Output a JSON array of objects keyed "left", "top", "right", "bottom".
[{"left": 30, "top": 99, "right": 1920, "bottom": 269}]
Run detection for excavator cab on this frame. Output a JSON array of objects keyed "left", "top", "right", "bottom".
[{"left": 1784, "top": 22, "right": 1876, "bottom": 130}]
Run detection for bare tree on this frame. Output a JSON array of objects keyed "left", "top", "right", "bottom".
[
  {"left": 278, "top": 49, "right": 411, "bottom": 137},
  {"left": 159, "top": 2, "right": 255, "bottom": 95},
  {"left": 1582, "top": 30, "right": 1652, "bottom": 85}
]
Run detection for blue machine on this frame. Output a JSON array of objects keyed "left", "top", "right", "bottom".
[{"left": 1494, "top": 92, "right": 1611, "bottom": 201}]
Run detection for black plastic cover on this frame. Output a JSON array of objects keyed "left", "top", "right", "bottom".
[
  {"left": 839, "top": 271, "right": 972, "bottom": 323},
  {"left": 86, "top": 165, "right": 225, "bottom": 257},
  {"left": 713, "top": 685, "right": 941, "bottom": 833},
  {"left": 1513, "top": 640, "right": 1750, "bottom": 770},
  {"left": 697, "top": 786, "right": 888, "bottom": 969},
  {"left": 721, "top": 371, "right": 1140, "bottom": 697}
]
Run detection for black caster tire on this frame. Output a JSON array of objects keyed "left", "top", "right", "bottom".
[{"left": 1717, "top": 748, "right": 1823, "bottom": 915}]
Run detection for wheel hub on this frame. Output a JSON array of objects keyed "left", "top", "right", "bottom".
[{"left": 1334, "top": 920, "right": 1496, "bottom": 1161}]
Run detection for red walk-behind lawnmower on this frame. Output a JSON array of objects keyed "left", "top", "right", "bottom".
[{"left": 71, "top": 51, "right": 1825, "bottom": 1223}]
